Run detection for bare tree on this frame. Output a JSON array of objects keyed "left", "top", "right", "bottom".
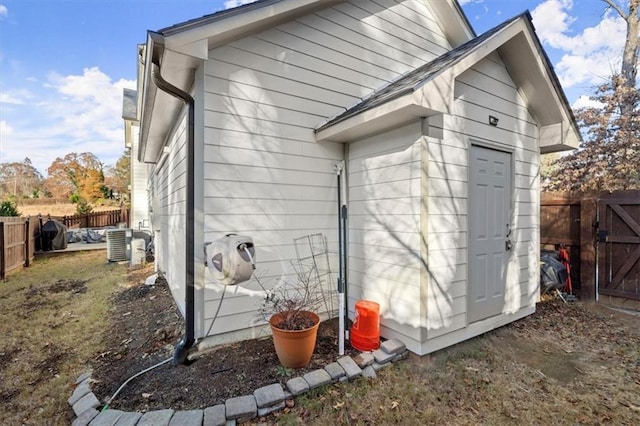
[
  {"left": 543, "top": 1, "right": 640, "bottom": 191},
  {"left": 0, "top": 158, "right": 45, "bottom": 199},
  {"left": 543, "top": 75, "right": 640, "bottom": 191},
  {"left": 602, "top": 0, "right": 639, "bottom": 114}
]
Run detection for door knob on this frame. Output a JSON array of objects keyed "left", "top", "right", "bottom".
[{"left": 505, "top": 224, "right": 512, "bottom": 251}]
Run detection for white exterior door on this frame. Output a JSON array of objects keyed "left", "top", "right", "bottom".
[{"left": 468, "top": 145, "right": 512, "bottom": 323}]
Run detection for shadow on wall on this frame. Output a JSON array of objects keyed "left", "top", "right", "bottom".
[
  {"left": 199, "top": 70, "right": 344, "bottom": 338},
  {"left": 348, "top": 130, "right": 464, "bottom": 335}
]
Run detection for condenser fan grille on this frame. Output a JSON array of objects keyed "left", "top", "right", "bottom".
[{"left": 106, "top": 229, "right": 132, "bottom": 262}]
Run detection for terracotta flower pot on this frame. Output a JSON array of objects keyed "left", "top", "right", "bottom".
[{"left": 269, "top": 311, "right": 320, "bottom": 368}]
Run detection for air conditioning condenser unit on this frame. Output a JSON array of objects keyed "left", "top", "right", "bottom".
[{"left": 106, "top": 229, "right": 133, "bottom": 262}]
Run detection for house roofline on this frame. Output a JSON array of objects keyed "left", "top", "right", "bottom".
[
  {"left": 316, "top": 13, "right": 525, "bottom": 134},
  {"left": 158, "top": 0, "right": 285, "bottom": 36},
  {"left": 138, "top": 1, "right": 346, "bottom": 164},
  {"left": 520, "top": 12, "right": 579, "bottom": 134},
  {"left": 315, "top": 12, "right": 581, "bottom": 152},
  {"left": 452, "top": 0, "right": 476, "bottom": 38},
  {"left": 137, "top": 0, "right": 480, "bottom": 163}
]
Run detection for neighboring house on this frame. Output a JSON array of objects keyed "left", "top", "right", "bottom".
[
  {"left": 122, "top": 86, "right": 151, "bottom": 230},
  {"left": 133, "top": 0, "right": 580, "bottom": 357}
]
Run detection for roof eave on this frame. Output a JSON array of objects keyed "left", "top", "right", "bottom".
[
  {"left": 138, "top": 32, "right": 201, "bottom": 164},
  {"left": 497, "top": 17, "right": 581, "bottom": 151},
  {"left": 316, "top": 15, "right": 581, "bottom": 152},
  {"left": 162, "top": 0, "right": 343, "bottom": 53},
  {"left": 316, "top": 94, "right": 446, "bottom": 143},
  {"left": 139, "top": 1, "right": 344, "bottom": 164},
  {"left": 430, "top": 0, "right": 476, "bottom": 47},
  {"left": 138, "top": 32, "right": 157, "bottom": 163}
]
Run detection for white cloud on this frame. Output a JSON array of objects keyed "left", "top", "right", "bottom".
[
  {"left": 572, "top": 95, "right": 605, "bottom": 110},
  {"left": 532, "top": 0, "right": 625, "bottom": 88},
  {"left": 0, "top": 120, "right": 13, "bottom": 136},
  {"left": 0, "top": 5, "right": 7, "bottom": 18},
  {"left": 531, "top": 0, "right": 576, "bottom": 49},
  {"left": 1, "top": 67, "right": 135, "bottom": 174},
  {"left": 0, "top": 89, "right": 33, "bottom": 105},
  {"left": 458, "top": 0, "right": 484, "bottom": 5},
  {"left": 0, "top": 120, "right": 13, "bottom": 165},
  {"left": 555, "top": 52, "right": 620, "bottom": 87},
  {"left": 0, "top": 93, "right": 23, "bottom": 105},
  {"left": 224, "top": 0, "right": 258, "bottom": 9}
]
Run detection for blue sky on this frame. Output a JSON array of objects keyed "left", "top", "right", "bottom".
[{"left": 0, "top": 0, "right": 628, "bottom": 174}]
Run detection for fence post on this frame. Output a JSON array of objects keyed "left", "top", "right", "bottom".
[
  {"left": 38, "top": 215, "right": 43, "bottom": 252},
  {"left": 579, "top": 197, "right": 597, "bottom": 300},
  {"left": 24, "top": 219, "right": 30, "bottom": 267},
  {"left": 0, "top": 222, "right": 5, "bottom": 280}
]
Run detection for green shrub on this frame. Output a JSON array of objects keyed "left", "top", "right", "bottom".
[
  {"left": 0, "top": 200, "right": 21, "bottom": 217},
  {"left": 75, "top": 198, "right": 93, "bottom": 215}
]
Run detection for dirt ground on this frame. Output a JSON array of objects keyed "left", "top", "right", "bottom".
[
  {"left": 0, "top": 251, "right": 130, "bottom": 426},
  {"left": 90, "top": 266, "right": 357, "bottom": 412},
  {"left": 1, "top": 251, "right": 638, "bottom": 425},
  {"left": 90, "top": 267, "right": 640, "bottom": 424}
]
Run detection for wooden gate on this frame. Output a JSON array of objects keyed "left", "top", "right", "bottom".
[
  {"left": 541, "top": 193, "right": 597, "bottom": 297},
  {"left": 597, "top": 192, "right": 640, "bottom": 300}
]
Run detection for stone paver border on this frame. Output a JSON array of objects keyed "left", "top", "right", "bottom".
[{"left": 69, "top": 339, "right": 407, "bottom": 425}]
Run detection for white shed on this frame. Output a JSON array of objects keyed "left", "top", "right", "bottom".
[{"left": 134, "top": 0, "right": 579, "bottom": 358}]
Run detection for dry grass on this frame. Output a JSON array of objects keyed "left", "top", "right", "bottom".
[
  {"left": 270, "top": 300, "right": 640, "bottom": 425},
  {"left": 2, "top": 251, "right": 639, "bottom": 425},
  {"left": 0, "top": 251, "right": 129, "bottom": 425},
  {"left": 17, "top": 202, "right": 121, "bottom": 217}
]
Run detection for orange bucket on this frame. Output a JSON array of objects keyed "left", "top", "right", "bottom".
[{"left": 350, "top": 300, "right": 380, "bottom": 351}]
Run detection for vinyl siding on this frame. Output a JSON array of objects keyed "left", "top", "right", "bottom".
[
  {"left": 129, "top": 125, "right": 150, "bottom": 230},
  {"left": 423, "top": 54, "right": 540, "bottom": 348},
  {"left": 347, "top": 122, "right": 424, "bottom": 346},
  {"left": 199, "top": 0, "right": 451, "bottom": 339},
  {"left": 153, "top": 113, "right": 188, "bottom": 316}
]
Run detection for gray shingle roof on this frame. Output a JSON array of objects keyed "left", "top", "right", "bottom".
[
  {"left": 316, "top": 12, "right": 528, "bottom": 133},
  {"left": 158, "top": 0, "right": 275, "bottom": 36}
]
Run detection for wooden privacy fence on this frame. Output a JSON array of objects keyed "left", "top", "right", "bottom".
[
  {"left": 0, "top": 217, "right": 38, "bottom": 280},
  {"left": 541, "top": 191, "right": 640, "bottom": 302},
  {"left": 0, "top": 208, "right": 129, "bottom": 279},
  {"left": 58, "top": 209, "right": 127, "bottom": 229}
]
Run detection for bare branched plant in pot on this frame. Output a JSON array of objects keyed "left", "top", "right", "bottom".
[{"left": 257, "top": 261, "right": 326, "bottom": 368}]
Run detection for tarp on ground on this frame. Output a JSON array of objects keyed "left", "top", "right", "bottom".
[{"left": 66, "top": 228, "right": 105, "bottom": 244}]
